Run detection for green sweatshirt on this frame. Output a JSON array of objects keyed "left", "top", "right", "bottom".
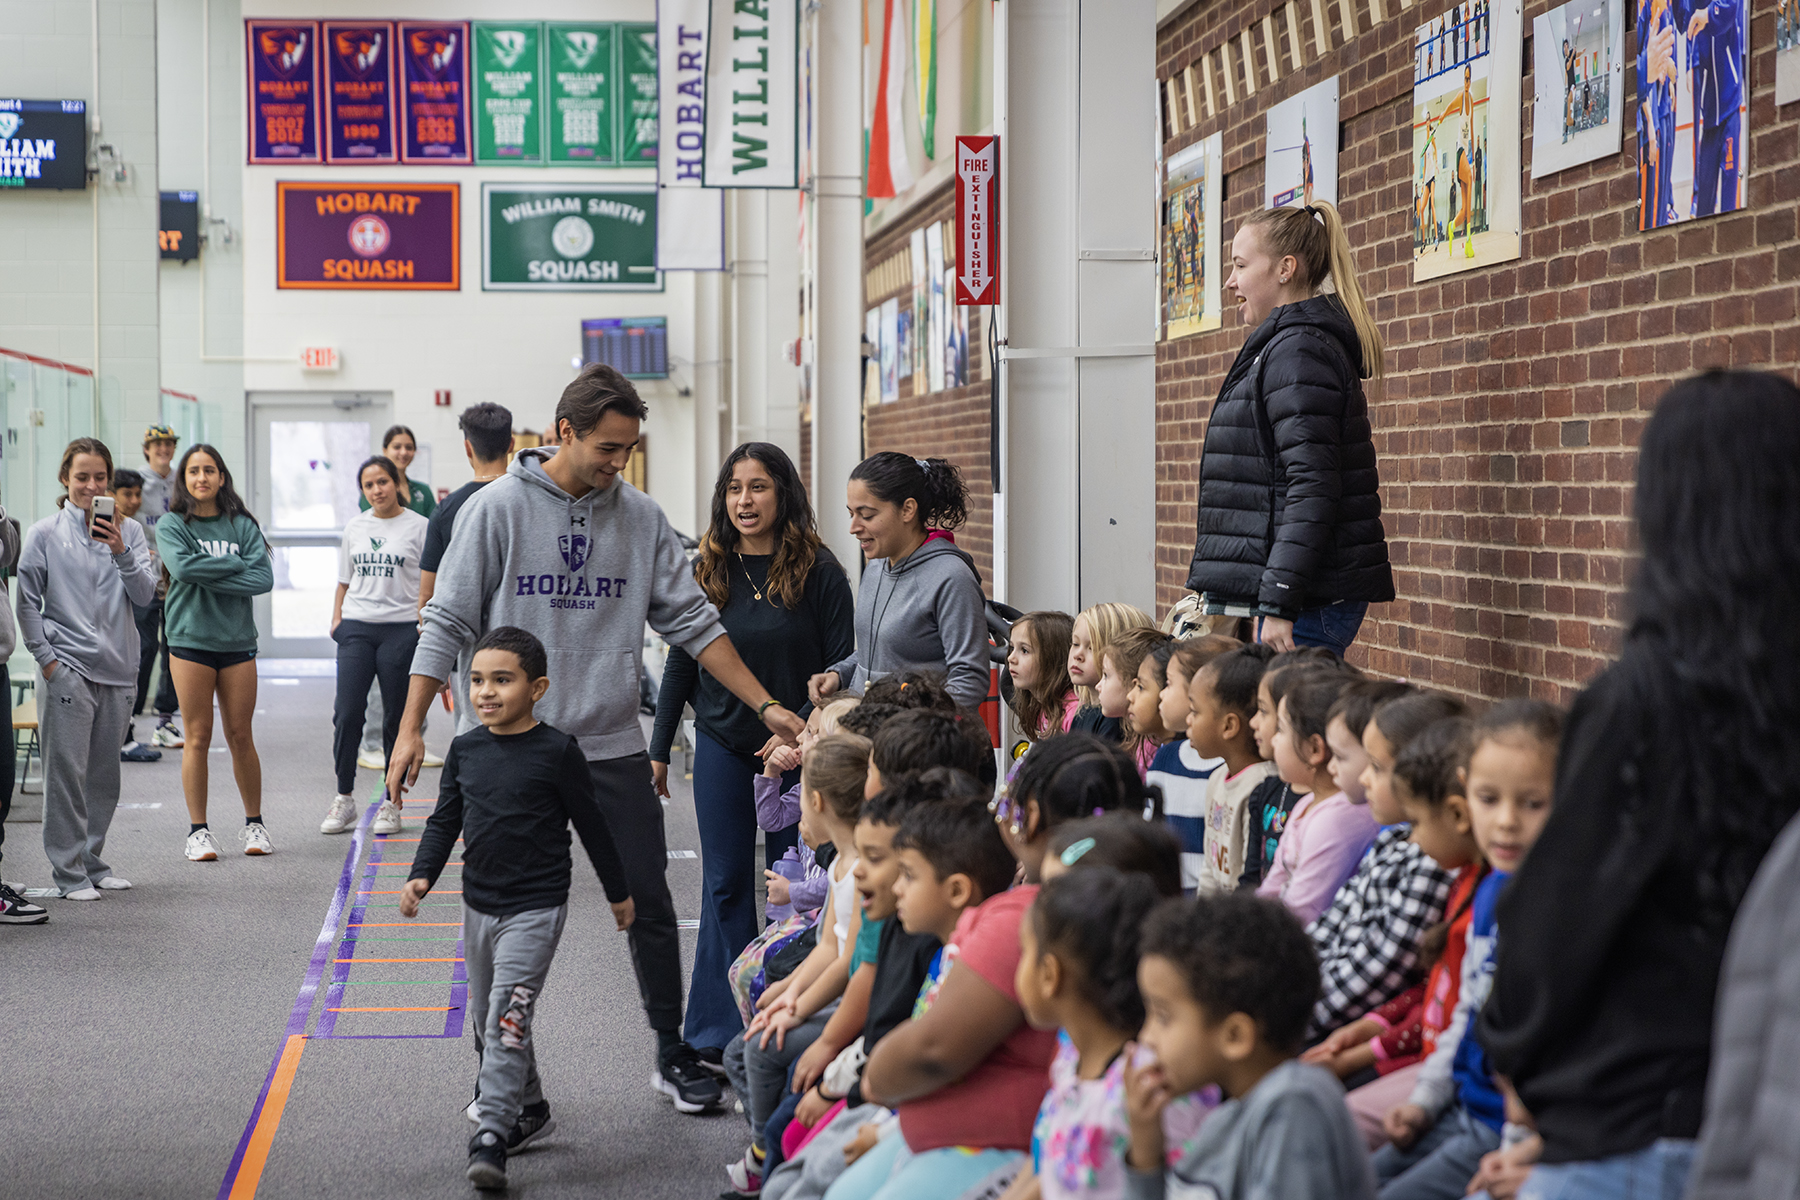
[{"left": 155, "top": 512, "right": 273, "bottom": 652}]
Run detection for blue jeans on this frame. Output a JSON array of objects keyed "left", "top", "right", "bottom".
[
  {"left": 1282, "top": 600, "right": 1370, "bottom": 657},
  {"left": 1517, "top": 1139, "right": 1695, "bottom": 1200},
  {"left": 1374, "top": 1106, "right": 1501, "bottom": 1200},
  {"left": 686, "top": 731, "right": 800, "bottom": 1051}
]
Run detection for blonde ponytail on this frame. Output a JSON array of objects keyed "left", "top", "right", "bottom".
[{"left": 1244, "top": 200, "right": 1385, "bottom": 379}]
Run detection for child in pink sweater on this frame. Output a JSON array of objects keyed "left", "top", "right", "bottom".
[{"left": 1259, "top": 674, "right": 1377, "bottom": 925}]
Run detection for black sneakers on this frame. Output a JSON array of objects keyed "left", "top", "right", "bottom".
[
  {"left": 0, "top": 883, "right": 48, "bottom": 925},
  {"left": 694, "top": 1043, "right": 730, "bottom": 1078},
  {"left": 652, "top": 1041, "right": 725, "bottom": 1113},
  {"left": 506, "top": 1100, "right": 556, "bottom": 1152},
  {"left": 466, "top": 1130, "right": 506, "bottom": 1190}
]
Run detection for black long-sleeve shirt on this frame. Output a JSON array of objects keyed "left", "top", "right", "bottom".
[
  {"left": 409, "top": 722, "right": 630, "bottom": 917},
  {"left": 650, "top": 548, "right": 855, "bottom": 760}
]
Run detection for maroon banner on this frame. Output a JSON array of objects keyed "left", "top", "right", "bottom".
[
  {"left": 247, "top": 20, "right": 320, "bottom": 164},
  {"left": 324, "top": 21, "right": 396, "bottom": 164},
  {"left": 276, "top": 182, "right": 460, "bottom": 290},
  {"left": 399, "top": 21, "right": 472, "bottom": 164}
]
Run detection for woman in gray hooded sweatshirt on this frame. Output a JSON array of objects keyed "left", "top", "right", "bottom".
[
  {"left": 17, "top": 438, "right": 159, "bottom": 899},
  {"left": 809, "top": 453, "right": 989, "bottom": 712}
]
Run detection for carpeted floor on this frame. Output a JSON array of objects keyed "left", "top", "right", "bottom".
[{"left": 0, "top": 664, "right": 751, "bottom": 1199}]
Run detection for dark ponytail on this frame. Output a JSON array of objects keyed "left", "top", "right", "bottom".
[
  {"left": 1032, "top": 867, "right": 1162, "bottom": 1032},
  {"left": 849, "top": 451, "right": 969, "bottom": 531}
]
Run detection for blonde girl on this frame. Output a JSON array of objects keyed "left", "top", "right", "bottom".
[{"left": 1068, "top": 603, "right": 1153, "bottom": 741}]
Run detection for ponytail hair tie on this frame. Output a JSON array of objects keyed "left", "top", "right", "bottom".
[
  {"left": 1060, "top": 837, "right": 1097, "bottom": 867},
  {"left": 916, "top": 457, "right": 931, "bottom": 472}
]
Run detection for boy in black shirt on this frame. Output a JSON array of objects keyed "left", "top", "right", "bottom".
[{"left": 401, "top": 626, "right": 634, "bottom": 1191}]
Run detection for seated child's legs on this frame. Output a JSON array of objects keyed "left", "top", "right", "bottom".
[
  {"left": 822, "top": 1127, "right": 906, "bottom": 1200},
  {"left": 724, "top": 1030, "right": 754, "bottom": 1130},
  {"left": 744, "top": 1002, "right": 838, "bottom": 1149},
  {"left": 1373, "top": 1108, "right": 1501, "bottom": 1200},
  {"left": 1348, "top": 1064, "right": 1425, "bottom": 1150},
  {"left": 865, "top": 1146, "right": 1024, "bottom": 1200},
  {"left": 764, "top": 1102, "right": 884, "bottom": 1200},
  {"left": 464, "top": 904, "right": 568, "bottom": 1137}
]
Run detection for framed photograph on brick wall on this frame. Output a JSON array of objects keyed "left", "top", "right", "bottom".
[
  {"left": 1781, "top": 3, "right": 1800, "bottom": 105},
  {"left": 1410, "top": 0, "right": 1523, "bottom": 282},
  {"left": 1162, "top": 132, "right": 1222, "bottom": 340},
  {"left": 1531, "top": 0, "right": 1623, "bottom": 177},
  {"left": 1635, "top": 0, "right": 1748, "bottom": 228},
  {"left": 1266, "top": 77, "right": 1339, "bottom": 208}
]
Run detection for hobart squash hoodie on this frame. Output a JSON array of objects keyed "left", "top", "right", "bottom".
[{"left": 411, "top": 448, "right": 727, "bottom": 761}]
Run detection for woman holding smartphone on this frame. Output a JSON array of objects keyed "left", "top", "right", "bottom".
[
  {"left": 320, "top": 456, "right": 429, "bottom": 838},
  {"left": 155, "top": 444, "right": 274, "bottom": 862},
  {"left": 16, "top": 438, "right": 159, "bottom": 899}
]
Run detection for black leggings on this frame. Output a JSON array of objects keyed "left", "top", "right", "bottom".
[{"left": 332, "top": 619, "right": 418, "bottom": 796}]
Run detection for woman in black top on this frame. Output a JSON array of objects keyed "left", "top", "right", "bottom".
[
  {"left": 1477, "top": 372, "right": 1800, "bottom": 1198},
  {"left": 1185, "top": 201, "right": 1394, "bottom": 656},
  {"left": 650, "top": 442, "right": 853, "bottom": 1056}
]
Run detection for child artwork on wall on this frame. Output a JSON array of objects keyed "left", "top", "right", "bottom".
[
  {"left": 1265, "top": 77, "right": 1339, "bottom": 208},
  {"left": 879, "top": 298, "right": 899, "bottom": 404},
  {"left": 1636, "top": 0, "right": 1748, "bottom": 228},
  {"left": 1532, "top": 0, "right": 1624, "bottom": 177},
  {"left": 1411, "top": 0, "right": 1524, "bottom": 282},
  {"left": 909, "top": 228, "right": 929, "bottom": 383},
  {"left": 1780, "top": 0, "right": 1800, "bottom": 104},
  {"left": 1162, "top": 132, "right": 1222, "bottom": 340}
]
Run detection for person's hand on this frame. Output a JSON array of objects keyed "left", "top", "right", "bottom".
[
  {"left": 807, "top": 671, "right": 841, "bottom": 707},
  {"left": 843, "top": 1123, "right": 881, "bottom": 1166},
  {"left": 1123, "top": 1042, "right": 1171, "bottom": 1172},
  {"left": 91, "top": 514, "right": 125, "bottom": 555},
  {"left": 398, "top": 878, "right": 431, "bottom": 918},
  {"left": 765, "top": 870, "right": 792, "bottom": 906},
  {"left": 386, "top": 727, "right": 426, "bottom": 802},
  {"left": 764, "top": 743, "right": 803, "bottom": 778},
  {"left": 42, "top": 661, "right": 59, "bottom": 680},
  {"left": 1650, "top": 18, "right": 1677, "bottom": 83},
  {"left": 756, "top": 733, "right": 785, "bottom": 761},
  {"left": 330, "top": 615, "right": 342, "bottom": 636},
  {"left": 439, "top": 683, "right": 453, "bottom": 712},
  {"left": 610, "top": 897, "right": 635, "bottom": 930},
  {"left": 1467, "top": 1134, "right": 1541, "bottom": 1198},
  {"left": 1300, "top": 1024, "right": 1365, "bottom": 1065},
  {"left": 795, "top": 1085, "right": 834, "bottom": 1127},
  {"left": 651, "top": 760, "right": 671, "bottom": 799},
  {"left": 1383, "top": 1104, "right": 1431, "bottom": 1149},
  {"left": 1686, "top": 8, "right": 1708, "bottom": 38},
  {"left": 791, "top": 1037, "right": 837, "bottom": 1093},
  {"left": 762, "top": 703, "right": 806, "bottom": 744},
  {"left": 757, "top": 1005, "right": 804, "bottom": 1051},
  {"left": 1497, "top": 1075, "right": 1534, "bottom": 1128},
  {"left": 1257, "top": 615, "right": 1297, "bottom": 652},
  {"left": 753, "top": 975, "right": 792, "bottom": 1013}
]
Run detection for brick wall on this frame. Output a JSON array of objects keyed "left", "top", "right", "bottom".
[{"left": 1156, "top": 0, "right": 1800, "bottom": 704}]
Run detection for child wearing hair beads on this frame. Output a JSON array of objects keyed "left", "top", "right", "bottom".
[
  {"left": 1067, "top": 603, "right": 1154, "bottom": 742},
  {"left": 1005, "top": 869, "right": 1215, "bottom": 1200},
  {"left": 1373, "top": 700, "right": 1562, "bottom": 1200},
  {"left": 1043, "top": 813, "right": 1185, "bottom": 896},
  {"left": 1007, "top": 611, "right": 1078, "bottom": 740},
  {"left": 1150, "top": 636, "right": 1244, "bottom": 888},
  {"left": 1099, "top": 627, "right": 1174, "bottom": 776}
]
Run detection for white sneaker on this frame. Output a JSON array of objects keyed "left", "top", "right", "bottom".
[
  {"left": 421, "top": 749, "right": 445, "bottom": 768},
  {"left": 372, "top": 799, "right": 403, "bottom": 836},
  {"left": 96, "top": 876, "right": 133, "bottom": 890},
  {"left": 356, "top": 748, "right": 386, "bottom": 770},
  {"left": 185, "top": 828, "right": 222, "bottom": 862},
  {"left": 63, "top": 887, "right": 101, "bottom": 901},
  {"left": 320, "top": 795, "right": 358, "bottom": 834},
  {"left": 241, "top": 822, "right": 274, "bottom": 856}
]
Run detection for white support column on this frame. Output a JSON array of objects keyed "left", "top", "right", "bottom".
[
  {"left": 811, "top": 0, "right": 865, "bottom": 571},
  {"left": 693, "top": 268, "right": 728, "bottom": 529},
  {"left": 730, "top": 190, "right": 769, "bottom": 449},
  {"left": 999, "top": 0, "right": 1158, "bottom": 616},
  {"left": 763, "top": 195, "right": 803, "bottom": 464}
]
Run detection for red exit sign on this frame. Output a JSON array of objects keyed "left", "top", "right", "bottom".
[{"left": 300, "top": 346, "right": 339, "bottom": 371}]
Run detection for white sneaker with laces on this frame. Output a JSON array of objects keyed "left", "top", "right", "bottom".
[
  {"left": 96, "top": 877, "right": 132, "bottom": 890},
  {"left": 63, "top": 887, "right": 101, "bottom": 901},
  {"left": 320, "top": 795, "right": 358, "bottom": 834},
  {"left": 185, "top": 828, "right": 222, "bottom": 861},
  {"left": 421, "top": 749, "right": 445, "bottom": 768},
  {"left": 372, "top": 799, "right": 403, "bottom": 836},
  {"left": 241, "top": 822, "right": 274, "bottom": 856},
  {"left": 356, "top": 748, "right": 386, "bottom": 770},
  {"left": 151, "top": 720, "right": 184, "bottom": 749}
]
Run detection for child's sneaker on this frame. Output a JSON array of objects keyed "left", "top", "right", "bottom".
[
  {"left": 694, "top": 1043, "right": 729, "bottom": 1078},
  {"left": 0, "top": 883, "right": 48, "bottom": 924},
  {"left": 185, "top": 828, "right": 222, "bottom": 861},
  {"left": 319, "top": 795, "right": 358, "bottom": 834},
  {"left": 724, "top": 1147, "right": 764, "bottom": 1196},
  {"left": 241, "top": 822, "right": 274, "bottom": 856},
  {"left": 466, "top": 1131, "right": 506, "bottom": 1190},
  {"left": 151, "top": 718, "right": 184, "bottom": 749},
  {"left": 372, "top": 798, "right": 403, "bottom": 836},
  {"left": 505, "top": 1101, "right": 555, "bottom": 1152}
]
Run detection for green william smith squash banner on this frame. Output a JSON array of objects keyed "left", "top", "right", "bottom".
[{"left": 482, "top": 183, "right": 661, "bottom": 292}]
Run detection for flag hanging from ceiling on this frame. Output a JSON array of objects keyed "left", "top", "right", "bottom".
[
  {"left": 866, "top": 0, "right": 913, "bottom": 198},
  {"left": 914, "top": 0, "right": 936, "bottom": 161}
]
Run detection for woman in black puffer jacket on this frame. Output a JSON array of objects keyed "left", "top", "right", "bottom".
[{"left": 1185, "top": 200, "right": 1394, "bottom": 655}]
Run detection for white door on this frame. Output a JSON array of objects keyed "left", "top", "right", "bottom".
[{"left": 248, "top": 393, "right": 391, "bottom": 658}]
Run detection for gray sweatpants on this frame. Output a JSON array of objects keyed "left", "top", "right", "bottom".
[
  {"left": 40, "top": 667, "right": 134, "bottom": 894},
  {"left": 465, "top": 902, "right": 567, "bottom": 1139}
]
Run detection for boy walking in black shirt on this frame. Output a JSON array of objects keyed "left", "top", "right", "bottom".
[{"left": 401, "top": 626, "right": 634, "bottom": 1190}]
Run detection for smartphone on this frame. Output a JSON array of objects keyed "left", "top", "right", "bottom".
[{"left": 90, "top": 494, "right": 115, "bottom": 540}]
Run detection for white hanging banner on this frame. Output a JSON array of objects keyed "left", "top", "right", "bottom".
[
  {"left": 702, "top": 0, "right": 800, "bottom": 188},
  {"left": 657, "top": 0, "right": 725, "bottom": 268}
]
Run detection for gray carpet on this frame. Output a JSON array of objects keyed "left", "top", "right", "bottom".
[{"left": 0, "top": 667, "right": 751, "bottom": 1199}]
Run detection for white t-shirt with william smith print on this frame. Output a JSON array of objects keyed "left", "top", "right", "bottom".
[{"left": 338, "top": 508, "right": 428, "bottom": 625}]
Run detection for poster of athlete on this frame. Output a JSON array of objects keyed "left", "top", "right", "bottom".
[
  {"left": 1780, "top": 0, "right": 1800, "bottom": 104},
  {"left": 1411, "top": 0, "right": 1523, "bottom": 283},
  {"left": 1638, "top": 0, "right": 1748, "bottom": 228},
  {"left": 1265, "top": 77, "right": 1338, "bottom": 208},
  {"left": 1532, "top": 0, "right": 1622, "bottom": 177},
  {"left": 1162, "top": 133, "right": 1222, "bottom": 340}
]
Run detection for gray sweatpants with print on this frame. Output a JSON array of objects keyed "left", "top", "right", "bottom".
[
  {"left": 41, "top": 667, "right": 135, "bottom": 894},
  {"left": 465, "top": 902, "right": 567, "bottom": 1138}
]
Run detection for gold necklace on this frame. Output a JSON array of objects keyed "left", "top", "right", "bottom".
[{"left": 738, "top": 553, "right": 772, "bottom": 604}]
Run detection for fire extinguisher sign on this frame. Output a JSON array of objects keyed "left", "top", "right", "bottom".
[{"left": 954, "top": 135, "right": 998, "bottom": 306}]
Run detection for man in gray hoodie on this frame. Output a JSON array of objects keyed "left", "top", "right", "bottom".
[{"left": 387, "top": 363, "right": 806, "bottom": 1114}]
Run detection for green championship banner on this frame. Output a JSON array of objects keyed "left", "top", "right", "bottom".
[
  {"left": 482, "top": 183, "right": 660, "bottom": 291},
  {"left": 473, "top": 23, "right": 543, "bottom": 164},
  {"left": 547, "top": 23, "right": 616, "bottom": 164},
  {"left": 619, "top": 23, "right": 658, "bottom": 164}
]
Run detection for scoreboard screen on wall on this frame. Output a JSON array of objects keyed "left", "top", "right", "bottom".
[{"left": 0, "top": 100, "right": 88, "bottom": 189}]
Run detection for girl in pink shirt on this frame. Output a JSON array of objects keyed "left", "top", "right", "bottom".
[{"left": 1259, "top": 675, "right": 1377, "bottom": 924}]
